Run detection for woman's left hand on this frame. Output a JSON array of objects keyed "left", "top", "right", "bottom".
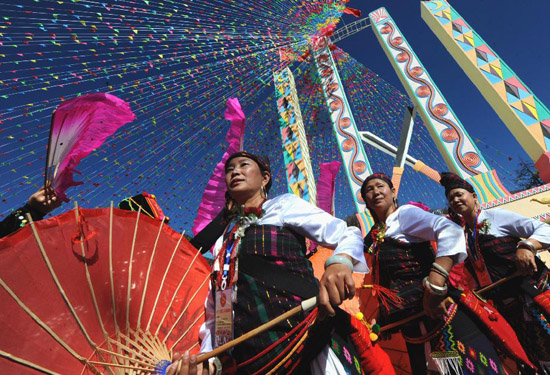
[
  {"left": 423, "top": 292, "right": 451, "bottom": 320},
  {"left": 515, "top": 248, "right": 537, "bottom": 275},
  {"left": 318, "top": 261, "right": 355, "bottom": 319},
  {"left": 27, "top": 185, "right": 62, "bottom": 214}
]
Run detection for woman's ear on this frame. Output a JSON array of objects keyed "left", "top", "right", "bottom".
[{"left": 263, "top": 171, "right": 271, "bottom": 185}]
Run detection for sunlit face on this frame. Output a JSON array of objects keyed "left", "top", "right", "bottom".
[
  {"left": 225, "top": 156, "right": 270, "bottom": 201},
  {"left": 447, "top": 188, "right": 477, "bottom": 216},
  {"left": 362, "top": 178, "right": 395, "bottom": 212}
]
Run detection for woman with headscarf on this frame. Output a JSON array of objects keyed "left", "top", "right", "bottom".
[
  {"left": 440, "top": 171, "right": 550, "bottom": 372},
  {"left": 361, "top": 172, "right": 525, "bottom": 375},
  {"left": 168, "top": 151, "right": 379, "bottom": 375}
]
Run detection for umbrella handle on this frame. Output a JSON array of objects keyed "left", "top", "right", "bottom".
[
  {"left": 379, "top": 272, "right": 520, "bottom": 333},
  {"left": 196, "top": 296, "right": 317, "bottom": 364}
]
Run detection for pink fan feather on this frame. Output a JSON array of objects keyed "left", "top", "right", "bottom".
[
  {"left": 192, "top": 98, "right": 246, "bottom": 236},
  {"left": 45, "top": 93, "right": 135, "bottom": 201},
  {"left": 307, "top": 161, "right": 341, "bottom": 254},
  {"left": 316, "top": 161, "right": 341, "bottom": 215}
]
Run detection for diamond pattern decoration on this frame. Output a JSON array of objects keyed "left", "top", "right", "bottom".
[
  {"left": 476, "top": 48, "right": 488, "bottom": 63},
  {"left": 424, "top": 0, "right": 550, "bottom": 152},
  {"left": 480, "top": 182, "right": 550, "bottom": 222}
]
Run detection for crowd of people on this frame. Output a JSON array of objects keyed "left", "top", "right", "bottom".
[{"left": 3, "top": 151, "right": 550, "bottom": 375}]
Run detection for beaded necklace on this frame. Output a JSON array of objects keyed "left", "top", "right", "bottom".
[{"left": 213, "top": 201, "right": 265, "bottom": 291}]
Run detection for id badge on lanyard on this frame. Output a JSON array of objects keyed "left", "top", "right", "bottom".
[{"left": 214, "top": 287, "right": 234, "bottom": 348}]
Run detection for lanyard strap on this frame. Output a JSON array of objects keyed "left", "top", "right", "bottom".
[
  {"left": 218, "top": 220, "right": 239, "bottom": 290},
  {"left": 466, "top": 210, "right": 492, "bottom": 287}
]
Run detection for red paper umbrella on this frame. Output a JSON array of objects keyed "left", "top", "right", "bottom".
[{"left": 0, "top": 204, "right": 210, "bottom": 374}]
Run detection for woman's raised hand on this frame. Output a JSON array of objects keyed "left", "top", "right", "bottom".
[{"left": 27, "top": 185, "right": 62, "bottom": 214}]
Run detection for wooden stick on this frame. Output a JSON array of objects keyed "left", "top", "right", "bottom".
[
  {"left": 108, "top": 202, "right": 119, "bottom": 334},
  {"left": 378, "top": 297, "right": 452, "bottom": 333},
  {"left": 379, "top": 273, "right": 520, "bottom": 333},
  {"left": 476, "top": 272, "right": 519, "bottom": 294},
  {"left": 166, "top": 274, "right": 210, "bottom": 346},
  {"left": 137, "top": 218, "right": 166, "bottom": 329},
  {"left": 0, "top": 349, "right": 61, "bottom": 375},
  {"left": 157, "top": 247, "right": 203, "bottom": 332},
  {"left": 147, "top": 230, "right": 186, "bottom": 332},
  {"left": 195, "top": 296, "right": 317, "bottom": 363},
  {"left": 86, "top": 361, "right": 155, "bottom": 372},
  {"left": 126, "top": 207, "right": 141, "bottom": 333}
]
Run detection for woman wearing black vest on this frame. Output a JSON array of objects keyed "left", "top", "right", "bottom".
[
  {"left": 361, "top": 172, "right": 514, "bottom": 375},
  {"left": 441, "top": 172, "right": 550, "bottom": 372},
  {"left": 169, "top": 151, "right": 370, "bottom": 375}
]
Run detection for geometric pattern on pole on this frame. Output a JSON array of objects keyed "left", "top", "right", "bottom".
[
  {"left": 311, "top": 37, "right": 373, "bottom": 228},
  {"left": 274, "top": 67, "right": 317, "bottom": 205},
  {"left": 369, "top": 7, "right": 509, "bottom": 202},
  {"left": 422, "top": 0, "right": 550, "bottom": 161}
]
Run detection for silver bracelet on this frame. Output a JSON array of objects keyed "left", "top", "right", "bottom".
[
  {"left": 212, "top": 357, "right": 222, "bottom": 375},
  {"left": 324, "top": 255, "right": 354, "bottom": 271},
  {"left": 517, "top": 240, "right": 537, "bottom": 253},
  {"left": 431, "top": 262, "right": 450, "bottom": 279},
  {"left": 423, "top": 276, "right": 448, "bottom": 296}
]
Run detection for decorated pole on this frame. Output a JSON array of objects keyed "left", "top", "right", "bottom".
[
  {"left": 369, "top": 7, "right": 510, "bottom": 204},
  {"left": 273, "top": 67, "right": 317, "bottom": 204},
  {"left": 421, "top": 0, "right": 550, "bottom": 182},
  {"left": 311, "top": 37, "right": 374, "bottom": 228}
]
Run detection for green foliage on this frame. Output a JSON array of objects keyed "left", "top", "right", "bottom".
[{"left": 513, "top": 158, "right": 544, "bottom": 191}]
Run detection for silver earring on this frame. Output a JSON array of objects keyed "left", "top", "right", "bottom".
[{"left": 261, "top": 185, "right": 268, "bottom": 199}]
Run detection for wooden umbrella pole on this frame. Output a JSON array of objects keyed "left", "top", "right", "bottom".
[
  {"left": 379, "top": 272, "right": 520, "bottom": 333},
  {"left": 195, "top": 296, "right": 317, "bottom": 364}
]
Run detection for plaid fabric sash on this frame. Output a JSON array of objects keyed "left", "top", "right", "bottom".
[
  {"left": 231, "top": 224, "right": 319, "bottom": 374},
  {"left": 365, "top": 233, "right": 435, "bottom": 326},
  {"left": 476, "top": 233, "right": 550, "bottom": 300},
  {"left": 472, "top": 234, "right": 518, "bottom": 285}
]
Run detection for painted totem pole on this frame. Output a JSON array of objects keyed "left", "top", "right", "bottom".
[
  {"left": 369, "top": 7, "right": 509, "bottom": 203},
  {"left": 273, "top": 67, "right": 317, "bottom": 204},
  {"left": 421, "top": 0, "right": 550, "bottom": 182},
  {"left": 311, "top": 37, "right": 374, "bottom": 227}
]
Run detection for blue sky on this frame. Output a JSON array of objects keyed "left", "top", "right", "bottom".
[
  {"left": 1, "top": 0, "right": 549, "bottom": 231},
  {"left": 336, "top": 0, "right": 550, "bottom": 182}
]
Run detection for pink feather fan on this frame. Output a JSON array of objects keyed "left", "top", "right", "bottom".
[
  {"left": 45, "top": 93, "right": 136, "bottom": 201},
  {"left": 192, "top": 98, "right": 246, "bottom": 236}
]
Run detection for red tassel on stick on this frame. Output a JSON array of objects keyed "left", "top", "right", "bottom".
[{"left": 361, "top": 284, "right": 404, "bottom": 312}]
